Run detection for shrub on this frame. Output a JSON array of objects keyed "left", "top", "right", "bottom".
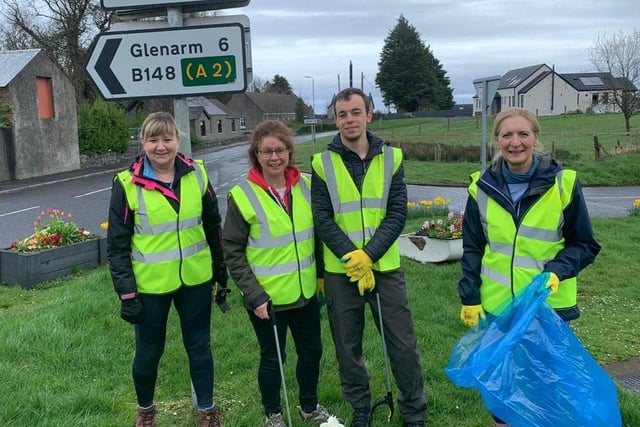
[{"left": 78, "top": 99, "right": 130, "bottom": 155}]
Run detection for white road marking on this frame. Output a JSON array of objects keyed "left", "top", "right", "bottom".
[
  {"left": 0, "top": 206, "right": 40, "bottom": 217},
  {"left": 74, "top": 187, "right": 111, "bottom": 198}
]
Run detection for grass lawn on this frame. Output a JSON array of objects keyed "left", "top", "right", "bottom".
[{"left": 1, "top": 217, "right": 639, "bottom": 426}]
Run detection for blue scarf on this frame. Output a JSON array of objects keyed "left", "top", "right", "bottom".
[{"left": 502, "top": 156, "right": 539, "bottom": 183}]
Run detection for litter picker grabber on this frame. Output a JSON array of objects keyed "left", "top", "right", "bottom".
[
  {"left": 371, "top": 292, "right": 395, "bottom": 423},
  {"left": 268, "top": 302, "right": 293, "bottom": 427}
]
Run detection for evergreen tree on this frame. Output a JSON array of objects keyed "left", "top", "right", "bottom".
[
  {"left": 265, "top": 74, "right": 294, "bottom": 95},
  {"left": 376, "top": 15, "right": 454, "bottom": 112}
]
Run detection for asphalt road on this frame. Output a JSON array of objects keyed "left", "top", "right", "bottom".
[{"left": 1, "top": 138, "right": 639, "bottom": 248}]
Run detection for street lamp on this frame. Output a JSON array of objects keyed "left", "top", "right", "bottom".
[
  {"left": 303, "top": 75, "right": 315, "bottom": 117},
  {"left": 304, "top": 75, "right": 316, "bottom": 148}
]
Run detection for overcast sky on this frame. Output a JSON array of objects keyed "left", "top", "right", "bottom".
[{"left": 232, "top": 0, "right": 638, "bottom": 113}]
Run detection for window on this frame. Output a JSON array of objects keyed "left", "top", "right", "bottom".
[
  {"left": 240, "top": 118, "right": 246, "bottom": 130},
  {"left": 519, "top": 95, "right": 524, "bottom": 107},
  {"left": 217, "top": 120, "right": 222, "bottom": 133},
  {"left": 199, "top": 120, "right": 206, "bottom": 136},
  {"left": 231, "top": 120, "right": 236, "bottom": 133},
  {"left": 36, "top": 77, "right": 54, "bottom": 119},
  {"left": 592, "top": 93, "right": 599, "bottom": 105}
]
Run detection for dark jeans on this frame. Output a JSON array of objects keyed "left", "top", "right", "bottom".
[
  {"left": 248, "top": 298, "right": 322, "bottom": 416},
  {"left": 324, "top": 269, "right": 427, "bottom": 424},
  {"left": 132, "top": 282, "right": 213, "bottom": 409}
]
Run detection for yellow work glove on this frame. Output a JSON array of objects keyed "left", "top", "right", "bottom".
[
  {"left": 341, "top": 249, "right": 373, "bottom": 279},
  {"left": 357, "top": 269, "right": 376, "bottom": 296},
  {"left": 460, "top": 304, "right": 485, "bottom": 328},
  {"left": 539, "top": 272, "right": 560, "bottom": 295}
]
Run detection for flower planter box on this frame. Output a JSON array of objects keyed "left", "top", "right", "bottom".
[
  {"left": 0, "top": 237, "right": 107, "bottom": 289},
  {"left": 398, "top": 233, "right": 463, "bottom": 263}
]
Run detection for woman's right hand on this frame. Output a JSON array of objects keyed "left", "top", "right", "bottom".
[{"left": 254, "top": 301, "right": 269, "bottom": 320}]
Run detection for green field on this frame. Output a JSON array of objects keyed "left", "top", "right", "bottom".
[
  {"left": 1, "top": 217, "right": 639, "bottom": 426},
  {"left": 295, "top": 112, "right": 640, "bottom": 186}
]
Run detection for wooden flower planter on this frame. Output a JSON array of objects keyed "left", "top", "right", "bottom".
[
  {"left": 0, "top": 237, "right": 107, "bottom": 289},
  {"left": 398, "top": 233, "right": 463, "bottom": 263}
]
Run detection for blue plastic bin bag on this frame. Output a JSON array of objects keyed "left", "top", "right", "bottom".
[{"left": 445, "top": 274, "right": 622, "bottom": 427}]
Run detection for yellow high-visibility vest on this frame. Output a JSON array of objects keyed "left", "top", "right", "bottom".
[
  {"left": 311, "top": 146, "right": 403, "bottom": 273},
  {"left": 229, "top": 177, "right": 316, "bottom": 305},
  {"left": 117, "top": 160, "right": 212, "bottom": 294},
  {"left": 469, "top": 169, "right": 578, "bottom": 314}
]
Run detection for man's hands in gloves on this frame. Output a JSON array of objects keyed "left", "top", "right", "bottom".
[
  {"left": 120, "top": 298, "right": 144, "bottom": 324},
  {"left": 357, "top": 269, "right": 376, "bottom": 296},
  {"left": 460, "top": 304, "right": 485, "bottom": 328},
  {"left": 536, "top": 272, "right": 560, "bottom": 295},
  {"left": 213, "top": 266, "right": 231, "bottom": 313},
  {"left": 341, "top": 249, "right": 373, "bottom": 280}
]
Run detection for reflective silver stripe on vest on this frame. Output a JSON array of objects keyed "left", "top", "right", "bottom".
[
  {"left": 251, "top": 252, "right": 315, "bottom": 276},
  {"left": 345, "top": 228, "right": 377, "bottom": 242},
  {"left": 513, "top": 255, "right": 545, "bottom": 270},
  {"left": 556, "top": 170, "right": 566, "bottom": 230},
  {"left": 518, "top": 224, "right": 562, "bottom": 242},
  {"left": 133, "top": 165, "right": 206, "bottom": 235},
  {"left": 131, "top": 240, "right": 208, "bottom": 263},
  {"left": 238, "top": 181, "right": 314, "bottom": 249},
  {"left": 320, "top": 146, "right": 394, "bottom": 215},
  {"left": 480, "top": 265, "right": 511, "bottom": 287},
  {"left": 476, "top": 189, "right": 489, "bottom": 238}
]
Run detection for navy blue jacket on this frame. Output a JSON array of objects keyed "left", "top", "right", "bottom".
[{"left": 458, "top": 155, "right": 601, "bottom": 321}]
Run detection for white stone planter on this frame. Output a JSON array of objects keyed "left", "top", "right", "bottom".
[{"left": 398, "top": 233, "right": 463, "bottom": 263}]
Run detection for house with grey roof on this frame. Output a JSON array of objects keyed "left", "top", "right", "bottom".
[
  {"left": 224, "top": 92, "right": 298, "bottom": 130},
  {"left": 473, "top": 63, "right": 637, "bottom": 117},
  {"left": 187, "top": 96, "right": 244, "bottom": 142},
  {"left": 0, "top": 49, "right": 78, "bottom": 181}
]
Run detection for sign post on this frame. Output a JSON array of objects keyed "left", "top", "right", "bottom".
[
  {"left": 473, "top": 75, "right": 501, "bottom": 172},
  {"left": 101, "top": 0, "right": 250, "bottom": 11},
  {"left": 88, "top": 1, "right": 251, "bottom": 157},
  {"left": 86, "top": 23, "right": 248, "bottom": 100}
]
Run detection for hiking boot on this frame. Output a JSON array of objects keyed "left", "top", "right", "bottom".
[
  {"left": 351, "top": 406, "right": 371, "bottom": 427},
  {"left": 265, "top": 412, "right": 286, "bottom": 427},
  {"left": 297, "top": 403, "right": 344, "bottom": 424},
  {"left": 136, "top": 404, "right": 157, "bottom": 427},
  {"left": 198, "top": 406, "right": 224, "bottom": 427}
]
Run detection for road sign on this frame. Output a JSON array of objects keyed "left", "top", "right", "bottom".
[
  {"left": 86, "top": 23, "right": 248, "bottom": 100},
  {"left": 303, "top": 118, "right": 320, "bottom": 125},
  {"left": 101, "top": 0, "right": 249, "bottom": 10},
  {"left": 473, "top": 75, "right": 501, "bottom": 111},
  {"left": 473, "top": 75, "right": 501, "bottom": 172}
]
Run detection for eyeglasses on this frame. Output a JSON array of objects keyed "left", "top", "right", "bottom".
[{"left": 258, "top": 148, "right": 288, "bottom": 158}]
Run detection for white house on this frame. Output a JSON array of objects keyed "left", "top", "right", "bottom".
[{"left": 473, "top": 63, "right": 637, "bottom": 117}]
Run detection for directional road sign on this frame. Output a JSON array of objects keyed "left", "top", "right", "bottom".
[
  {"left": 303, "top": 118, "right": 320, "bottom": 125},
  {"left": 101, "top": 0, "right": 249, "bottom": 11},
  {"left": 86, "top": 22, "right": 248, "bottom": 100}
]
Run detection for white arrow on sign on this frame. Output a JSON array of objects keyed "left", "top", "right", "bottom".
[{"left": 85, "top": 23, "right": 247, "bottom": 100}]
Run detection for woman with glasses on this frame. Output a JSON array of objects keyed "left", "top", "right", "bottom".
[{"left": 222, "top": 120, "right": 340, "bottom": 427}]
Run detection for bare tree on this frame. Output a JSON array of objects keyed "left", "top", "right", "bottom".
[
  {"left": 590, "top": 28, "right": 640, "bottom": 133},
  {"left": 0, "top": 0, "right": 112, "bottom": 103},
  {"left": 247, "top": 76, "right": 267, "bottom": 93}
]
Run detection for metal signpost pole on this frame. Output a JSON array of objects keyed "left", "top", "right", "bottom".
[
  {"left": 304, "top": 75, "right": 316, "bottom": 152},
  {"left": 473, "top": 76, "right": 500, "bottom": 174},
  {"left": 481, "top": 80, "right": 487, "bottom": 172},
  {"left": 168, "top": 6, "right": 191, "bottom": 157}
]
